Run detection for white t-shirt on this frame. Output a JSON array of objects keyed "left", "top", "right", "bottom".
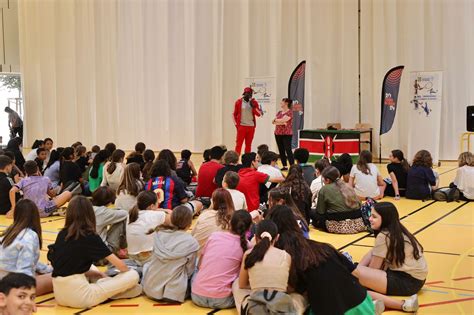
[
  {"left": 454, "top": 165, "right": 474, "bottom": 200},
  {"left": 101, "top": 162, "right": 124, "bottom": 191},
  {"left": 310, "top": 175, "right": 325, "bottom": 207},
  {"left": 126, "top": 210, "right": 166, "bottom": 255},
  {"left": 227, "top": 188, "right": 247, "bottom": 210},
  {"left": 257, "top": 164, "right": 284, "bottom": 188},
  {"left": 25, "top": 150, "right": 37, "bottom": 161},
  {"left": 350, "top": 163, "right": 381, "bottom": 198}
]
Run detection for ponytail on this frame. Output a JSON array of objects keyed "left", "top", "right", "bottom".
[
  {"left": 392, "top": 149, "right": 410, "bottom": 172},
  {"left": 129, "top": 191, "right": 157, "bottom": 224},
  {"left": 107, "top": 149, "right": 125, "bottom": 175},
  {"left": 244, "top": 220, "right": 278, "bottom": 269},
  {"left": 230, "top": 210, "right": 252, "bottom": 252}
]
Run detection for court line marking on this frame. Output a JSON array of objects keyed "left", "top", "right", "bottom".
[
  {"left": 437, "top": 167, "right": 459, "bottom": 176},
  {"left": 453, "top": 276, "right": 474, "bottom": 281},
  {"left": 419, "top": 296, "right": 474, "bottom": 308},
  {"left": 338, "top": 201, "right": 437, "bottom": 251},
  {"left": 207, "top": 309, "right": 221, "bottom": 315},
  {"left": 0, "top": 224, "right": 59, "bottom": 234},
  {"left": 413, "top": 201, "right": 470, "bottom": 236},
  {"left": 110, "top": 304, "right": 139, "bottom": 307},
  {"left": 425, "top": 285, "right": 474, "bottom": 293},
  {"left": 36, "top": 296, "right": 55, "bottom": 305},
  {"left": 348, "top": 243, "right": 473, "bottom": 257}
]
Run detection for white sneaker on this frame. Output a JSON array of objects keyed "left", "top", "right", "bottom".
[
  {"left": 402, "top": 294, "right": 419, "bottom": 313},
  {"left": 374, "top": 299, "right": 385, "bottom": 315}
]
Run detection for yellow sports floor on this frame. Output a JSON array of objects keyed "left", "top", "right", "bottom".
[{"left": 1, "top": 162, "right": 473, "bottom": 314}]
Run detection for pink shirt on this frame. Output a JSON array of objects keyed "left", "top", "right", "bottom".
[{"left": 192, "top": 231, "right": 250, "bottom": 298}]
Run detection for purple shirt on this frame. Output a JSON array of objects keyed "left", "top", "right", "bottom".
[{"left": 15, "top": 176, "right": 53, "bottom": 212}]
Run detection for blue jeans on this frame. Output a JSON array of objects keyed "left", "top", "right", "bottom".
[{"left": 191, "top": 292, "right": 235, "bottom": 309}]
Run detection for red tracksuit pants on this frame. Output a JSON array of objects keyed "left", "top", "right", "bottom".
[{"left": 235, "top": 125, "right": 255, "bottom": 155}]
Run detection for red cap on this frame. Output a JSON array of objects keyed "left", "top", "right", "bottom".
[{"left": 243, "top": 87, "right": 253, "bottom": 94}]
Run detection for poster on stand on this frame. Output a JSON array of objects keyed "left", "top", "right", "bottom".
[{"left": 408, "top": 71, "right": 443, "bottom": 164}]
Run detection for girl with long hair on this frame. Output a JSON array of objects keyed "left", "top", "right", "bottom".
[
  {"left": 101, "top": 149, "right": 125, "bottom": 192},
  {"left": 279, "top": 164, "right": 312, "bottom": 223},
  {"left": 270, "top": 205, "right": 383, "bottom": 315},
  {"left": 406, "top": 150, "right": 438, "bottom": 200},
  {"left": 192, "top": 210, "right": 252, "bottom": 309},
  {"left": 354, "top": 202, "right": 425, "bottom": 312},
  {"left": 145, "top": 160, "right": 202, "bottom": 213},
  {"left": 25, "top": 140, "right": 44, "bottom": 162},
  {"left": 349, "top": 150, "right": 386, "bottom": 200},
  {"left": 233, "top": 220, "right": 305, "bottom": 314},
  {"left": 192, "top": 188, "right": 235, "bottom": 250},
  {"left": 44, "top": 148, "right": 63, "bottom": 190},
  {"left": 452, "top": 151, "right": 474, "bottom": 200},
  {"left": 115, "top": 162, "right": 144, "bottom": 211},
  {"left": 0, "top": 199, "right": 53, "bottom": 296},
  {"left": 384, "top": 149, "right": 410, "bottom": 199},
  {"left": 267, "top": 186, "right": 309, "bottom": 238},
  {"left": 48, "top": 196, "right": 141, "bottom": 308},
  {"left": 126, "top": 191, "right": 170, "bottom": 265},
  {"left": 141, "top": 149, "right": 156, "bottom": 182},
  {"left": 312, "top": 166, "right": 364, "bottom": 233},
  {"left": 88, "top": 150, "right": 108, "bottom": 193},
  {"left": 142, "top": 205, "right": 198, "bottom": 303}
]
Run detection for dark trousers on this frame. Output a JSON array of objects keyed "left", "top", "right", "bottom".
[
  {"left": 275, "top": 134, "right": 294, "bottom": 166},
  {"left": 11, "top": 126, "right": 23, "bottom": 139}
]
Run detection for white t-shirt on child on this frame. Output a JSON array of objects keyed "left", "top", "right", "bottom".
[
  {"left": 350, "top": 163, "right": 380, "bottom": 198},
  {"left": 126, "top": 210, "right": 166, "bottom": 255},
  {"left": 257, "top": 164, "right": 284, "bottom": 188},
  {"left": 226, "top": 188, "right": 247, "bottom": 210}
]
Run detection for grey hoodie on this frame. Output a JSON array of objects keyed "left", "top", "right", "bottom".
[{"left": 142, "top": 229, "right": 199, "bottom": 302}]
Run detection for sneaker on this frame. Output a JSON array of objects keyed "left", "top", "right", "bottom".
[
  {"left": 402, "top": 294, "right": 419, "bottom": 312},
  {"left": 374, "top": 299, "right": 385, "bottom": 315},
  {"left": 341, "top": 251, "right": 354, "bottom": 263}
]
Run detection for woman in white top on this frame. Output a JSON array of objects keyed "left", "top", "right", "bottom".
[
  {"left": 349, "top": 150, "right": 386, "bottom": 200},
  {"left": 115, "top": 162, "right": 144, "bottom": 211},
  {"left": 126, "top": 191, "right": 170, "bottom": 265},
  {"left": 192, "top": 188, "right": 235, "bottom": 251},
  {"left": 101, "top": 149, "right": 125, "bottom": 192},
  {"left": 453, "top": 152, "right": 474, "bottom": 200}
]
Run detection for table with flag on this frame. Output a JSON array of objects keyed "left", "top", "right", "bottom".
[{"left": 298, "top": 129, "right": 373, "bottom": 163}]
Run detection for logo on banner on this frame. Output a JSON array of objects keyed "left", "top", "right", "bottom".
[
  {"left": 321, "top": 135, "right": 336, "bottom": 159},
  {"left": 384, "top": 92, "right": 396, "bottom": 111},
  {"left": 411, "top": 74, "right": 438, "bottom": 117}
]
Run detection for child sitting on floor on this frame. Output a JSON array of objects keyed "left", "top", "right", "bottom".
[
  {"left": 176, "top": 149, "right": 198, "bottom": 185},
  {"left": 0, "top": 199, "right": 53, "bottom": 296},
  {"left": 142, "top": 205, "right": 198, "bottom": 303},
  {"left": 126, "top": 191, "right": 170, "bottom": 265},
  {"left": 48, "top": 196, "right": 141, "bottom": 309},
  {"left": 91, "top": 187, "right": 128, "bottom": 255},
  {"left": 9, "top": 161, "right": 72, "bottom": 218}
]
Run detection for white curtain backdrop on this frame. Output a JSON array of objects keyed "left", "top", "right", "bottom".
[
  {"left": 18, "top": 0, "right": 473, "bottom": 160},
  {"left": 361, "top": 0, "right": 474, "bottom": 160}
]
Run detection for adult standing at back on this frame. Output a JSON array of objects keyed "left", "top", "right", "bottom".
[
  {"left": 233, "top": 87, "right": 262, "bottom": 155},
  {"left": 4, "top": 107, "right": 23, "bottom": 139},
  {"left": 272, "top": 98, "right": 294, "bottom": 170},
  {"left": 196, "top": 146, "right": 225, "bottom": 198}
]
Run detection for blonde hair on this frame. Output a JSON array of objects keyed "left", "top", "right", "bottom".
[{"left": 458, "top": 152, "right": 474, "bottom": 167}]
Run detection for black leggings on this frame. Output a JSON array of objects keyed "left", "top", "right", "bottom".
[{"left": 275, "top": 134, "right": 294, "bottom": 166}]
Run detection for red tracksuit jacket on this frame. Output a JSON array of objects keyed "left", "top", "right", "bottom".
[{"left": 233, "top": 98, "right": 261, "bottom": 127}]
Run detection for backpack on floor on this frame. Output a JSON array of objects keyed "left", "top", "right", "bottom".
[
  {"left": 432, "top": 187, "right": 460, "bottom": 202},
  {"left": 241, "top": 289, "right": 297, "bottom": 315}
]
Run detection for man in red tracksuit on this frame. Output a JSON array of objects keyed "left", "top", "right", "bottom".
[{"left": 233, "top": 87, "right": 262, "bottom": 155}]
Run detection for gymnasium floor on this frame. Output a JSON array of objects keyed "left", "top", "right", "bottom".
[{"left": 0, "top": 162, "right": 472, "bottom": 314}]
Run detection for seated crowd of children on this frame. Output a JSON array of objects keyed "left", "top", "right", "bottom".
[{"left": 0, "top": 137, "right": 472, "bottom": 315}]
